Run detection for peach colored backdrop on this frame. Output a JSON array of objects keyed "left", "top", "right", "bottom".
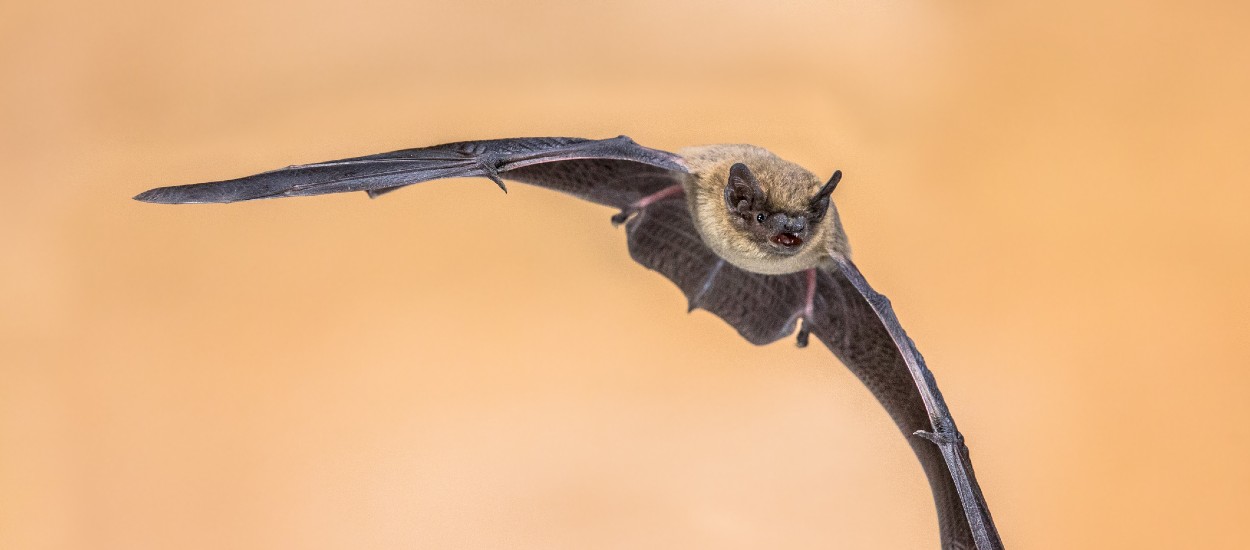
[{"left": 3, "top": 1, "right": 1248, "bottom": 548}]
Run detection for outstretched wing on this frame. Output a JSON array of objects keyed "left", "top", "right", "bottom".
[
  {"left": 813, "top": 261, "right": 1002, "bottom": 550},
  {"left": 137, "top": 135, "right": 998, "bottom": 548},
  {"left": 133, "top": 136, "right": 687, "bottom": 206},
  {"left": 624, "top": 203, "right": 1001, "bottom": 550}
]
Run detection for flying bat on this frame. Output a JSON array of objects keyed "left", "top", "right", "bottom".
[{"left": 135, "top": 136, "right": 1003, "bottom": 549}]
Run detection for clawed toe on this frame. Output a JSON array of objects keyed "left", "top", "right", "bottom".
[
  {"left": 610, "top": 210, "right": 633, "bottom": 226},
  {"left": 795, "top": 318, "right": 811, "bottom": 348}
]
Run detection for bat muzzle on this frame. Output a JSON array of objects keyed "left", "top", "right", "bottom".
[{"left": 770, "top": 232, "right": 804, "bottom": 249}]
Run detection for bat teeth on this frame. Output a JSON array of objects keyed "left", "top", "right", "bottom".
[{"left": 770, "top": 233, "right": 803, "bottom": 248}]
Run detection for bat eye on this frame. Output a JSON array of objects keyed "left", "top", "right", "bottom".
[{"left": 756, "top": 213, "right": 766, "bottom": 223}]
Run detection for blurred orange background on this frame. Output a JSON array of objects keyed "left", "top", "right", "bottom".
[{"left": 3, "top": 1, "right": 1248, "bottom": 548}]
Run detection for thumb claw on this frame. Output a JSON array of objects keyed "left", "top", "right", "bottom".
[
  {"left": 485, "top": 172, "right": 507, "bottom": 193},
  {"left": 914, "top": 429, "right": 962, "bottom": 446}
]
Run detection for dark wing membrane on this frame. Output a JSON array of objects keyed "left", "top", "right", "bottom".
[
  {"left": 624, "top": 201, "right": 998, "bottom": 549},
  {"left": 502, "top": 157, "right": 680, "bottom": 209},
  {"left": 624, "top": 199, "right": 808, "bottom": 345},
  {"left": 133, "top": 136, "right": 687, "bottom": 207},
  {"left": 811, "top": 264, "right": 1001, "bottom": 550}
]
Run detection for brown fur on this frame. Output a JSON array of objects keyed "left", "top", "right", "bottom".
[{"left": 677, "top": 144, "right": 851, "bottom": 275}]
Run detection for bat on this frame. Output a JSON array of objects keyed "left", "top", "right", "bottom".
[{"left": 135, "top": 136, "right": 1003, "bottom": 549}]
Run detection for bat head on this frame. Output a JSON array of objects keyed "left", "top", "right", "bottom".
[{"left": 723, "top": 163, "right": 836, "bottom": 256}]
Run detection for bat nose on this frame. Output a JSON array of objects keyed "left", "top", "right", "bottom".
[
  {"left": 784, "top": 217, "right": 806, "bottom": 233},
  {"left": 768, "top": 213, "right": 807, "bottom": 234}
]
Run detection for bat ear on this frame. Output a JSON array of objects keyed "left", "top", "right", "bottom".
[
  {"left": 807, "top": 170, "right": 841, "bottom": 222},
  {"left": 815, "top": 170, "right": 841, "bottom": 200},
  {"left": 724, "top": 163, "right": 764, "bottom": 215}
]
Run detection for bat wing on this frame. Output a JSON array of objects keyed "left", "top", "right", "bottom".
[
  {"left": 133, "top": 136, "right": 687, "bottom": 206},
  {"left": 624, "top": 199, "right": 809, "bottom": 343},
  {"left": 812, "top": 260, "right": 1002, "bottom": 550},
  {"left": 624, "top": 203, "right": 1002, "bottom": 550},
  {"left": 138, "top": 135, "right": 999, "bottom": 548}
]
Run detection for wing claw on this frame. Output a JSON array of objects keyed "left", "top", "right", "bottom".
[
  {"left": 914, "top": 429, "right": 964, "bottom": 446},
  {"left": 481, "top": 164, "right": 508, "bottom": 193}
]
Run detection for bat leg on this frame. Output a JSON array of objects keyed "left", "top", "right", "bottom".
[
  {"left": 611, "top": 184, "right": 685, "bottom": 226},
  {"left": 794, "top": 268, "right": 817, "bottom": 348}
]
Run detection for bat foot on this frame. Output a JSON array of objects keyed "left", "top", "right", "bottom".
[
  {"left": 611, "top": 210, "right": 632, "bottom": 227},
  {"left": 795, "top": 318, "right": 811, "bottom": 348}
]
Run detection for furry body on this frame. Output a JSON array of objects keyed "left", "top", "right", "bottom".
[{"left": 680, "top": 144, "right": 850, "bottom": 274}]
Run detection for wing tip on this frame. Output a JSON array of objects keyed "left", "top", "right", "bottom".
[
  {"left": 133, "top": 186, "right": 183, "bottom": 204},
  {"left": 133, "top": 186, "right": 224, "bottom": 204},
  {"left": 133, "top": 182, "right": 248, "bottom": 204}
]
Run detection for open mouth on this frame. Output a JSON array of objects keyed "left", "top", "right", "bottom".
[{"left": 770, "top": 233, "right": 803, "bottom": 248}]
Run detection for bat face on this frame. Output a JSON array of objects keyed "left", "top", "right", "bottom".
[
  {"left": 680, "top": 145, "right": 847, "bottom": 276},
  {"left": 723, "top": 162, "right": 832, "bottom": 256}
]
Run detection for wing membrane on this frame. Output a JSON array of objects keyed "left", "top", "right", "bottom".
[
  {"left": 134, "top": 136, "right": 687, "bottom": 206},
  {"left": 625, "top": 202, "right": 1000, "bottom": 549}
]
